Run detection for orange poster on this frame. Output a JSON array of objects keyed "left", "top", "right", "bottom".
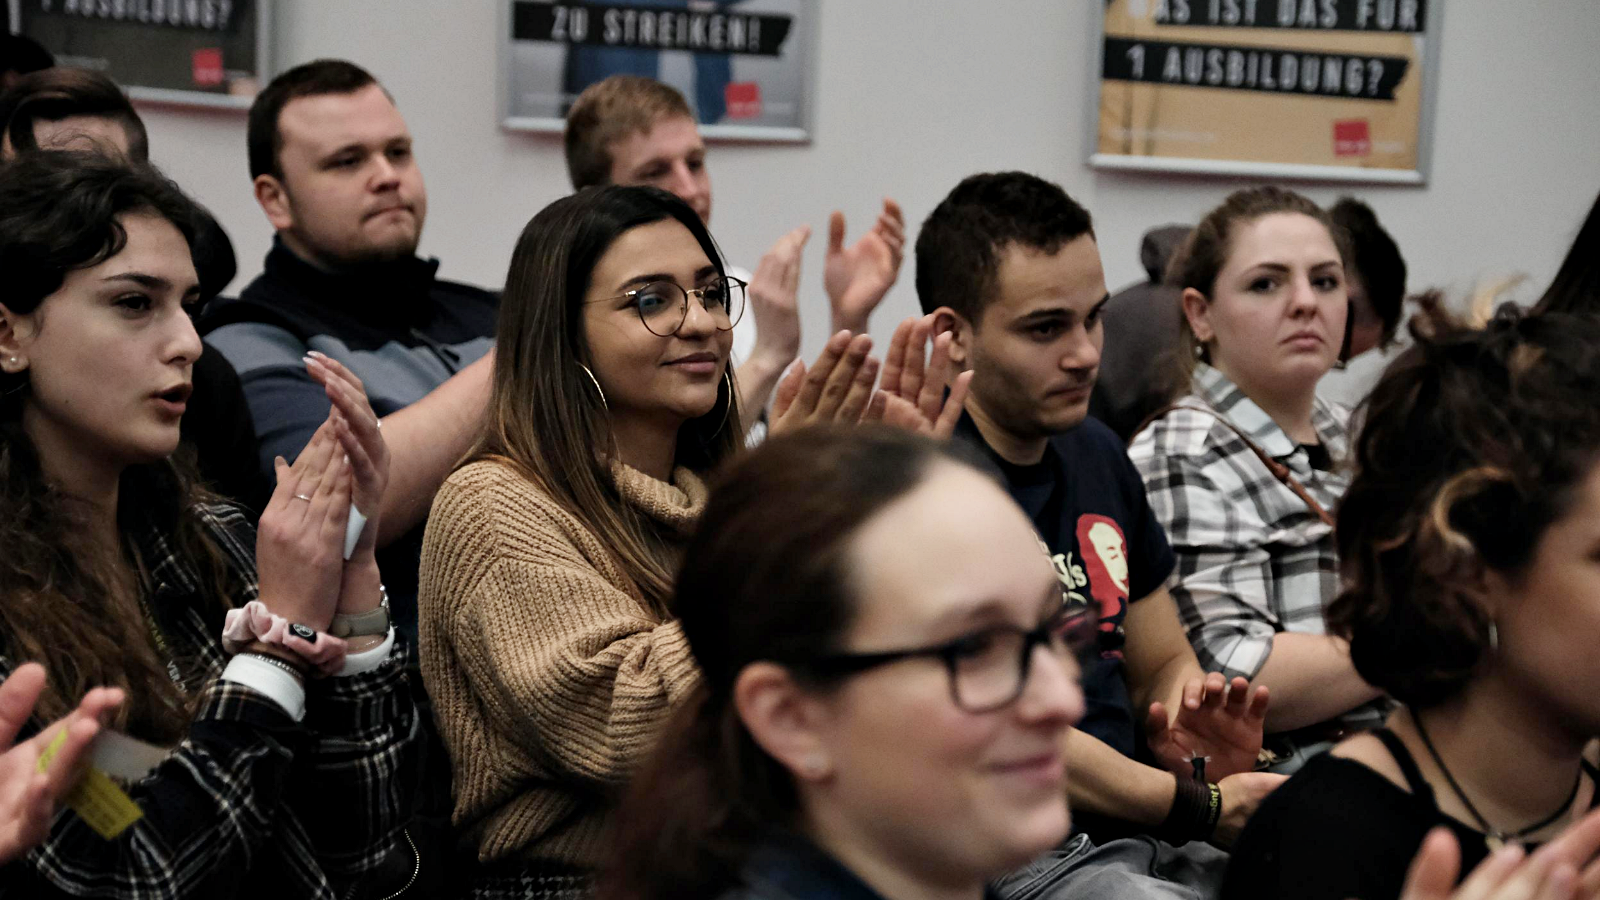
[{"left": 1092, "top": 0, "right": 1437, "bottom": 182}]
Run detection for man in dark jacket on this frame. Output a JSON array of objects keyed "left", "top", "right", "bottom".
[{"left": 202, "top": 59, "right": 496, "bottom": 638}]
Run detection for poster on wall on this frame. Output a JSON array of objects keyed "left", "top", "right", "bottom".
[
  {"left": 8, "top": 0, "right": 271, "bottom": 109},
  {"left": 1090, "top": 0, "right": 1441, "bottom": 183},
  {"left": 501, "top": 0, "right": 814, "bottom": 141}
]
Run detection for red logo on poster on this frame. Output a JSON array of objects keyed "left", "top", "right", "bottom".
[
  {"left": 1334, "top": 120, "right": 1371, "bottom": 157},
  {"left": 192, "top": 48, "right": 224, "bottom": 87},
  {"left": 725, "top": 82, "right": 762, "bottom": 120}
]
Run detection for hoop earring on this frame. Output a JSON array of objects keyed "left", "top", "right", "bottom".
[
  {"left": 714, "top": 368, "right": 735, "bottom": 436},
  {"left": 579, "top": 364, "right": 607, "bottom": 410},
  {"left": 1487, "top": 620, "right": 1499, "bottom": 654}
]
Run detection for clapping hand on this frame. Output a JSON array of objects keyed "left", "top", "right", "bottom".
[
  {"left": 0, "top": 664, "right": 123, "bottom": 864},
  {"left": 255, "top": 420, "right": 353, "bottom": 633},
  {"left": 1146, "top": 672, "right": 1270, "bottom": 782},
  {"left": 1396, "top": 812, "right": 1600, "bottom": 900},
  {"left": 303, "top": 353, "right": 390, "bottom": 620},
  {"left": 304, "top": 352, "right": 388, "bottom": 556},
  {"left": 867, "top": 315, "right": 972, "bottom": 439},
  {"left": 746, "top": 225, "right": 810, "bottom": 373},
  {"left": 824, "top": 198, "right": 905, "bottom": 334},
  {"left": 769, "top": 331, "right": 880, "bottom": 436}
]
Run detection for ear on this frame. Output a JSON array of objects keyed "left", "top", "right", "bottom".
[
  {"left": 1473, "top": 563, "right": 1509, "bottom": 623},
  {"left": 931, "top": 306, "right": 973, "bottom": 370},
  {"left": 1181, "top": 287, "right": 1214, "bottom": 345},
  {"left": 733, "top": 661, "right": 838, "bottom": 784},
  {"left": 0, "top": 303, "right": 32, "bottom": 374},
  {"left": 253, "top": 174, "right": 295, "bottom": 231}
]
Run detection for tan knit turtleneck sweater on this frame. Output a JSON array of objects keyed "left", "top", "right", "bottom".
[{"left": 418, "top": 458, "right": 707, "bottom": 871}]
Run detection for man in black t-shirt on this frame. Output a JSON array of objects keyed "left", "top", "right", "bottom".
[{"left": 915, "top": 174, "right": 1284, "bottom": 876}]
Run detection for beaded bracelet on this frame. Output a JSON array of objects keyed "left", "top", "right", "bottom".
[{"left": 240, "top": 650, "right": 306, "bottom": 682}]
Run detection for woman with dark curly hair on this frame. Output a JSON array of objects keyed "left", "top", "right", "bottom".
[{"left": 1223, "top": 301, "right": 1600, "bottom": 899}]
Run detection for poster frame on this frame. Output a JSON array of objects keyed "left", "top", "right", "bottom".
[
  {"left": 498, "top": 0, "right": 816, "bottom": 143},
  {"left": 1083, "top": 0, "right": 1444, "bottom": 185},
  {"left": 7, "top": 0, "right": 274, "bottom": 111}
]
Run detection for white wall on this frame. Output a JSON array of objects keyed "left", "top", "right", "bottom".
[{"left": 142, "top": 0, "right": 1600, "bottom": 368}]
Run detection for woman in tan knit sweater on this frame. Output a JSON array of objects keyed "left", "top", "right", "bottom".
[{"left": 419, "top": 185, "right": 949, "bottom": 898}]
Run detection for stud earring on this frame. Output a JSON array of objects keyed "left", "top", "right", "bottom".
[{"left": 801, "top": 754, "right": 827, "bottom": 778}]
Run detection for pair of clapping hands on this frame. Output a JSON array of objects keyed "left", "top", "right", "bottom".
[
  {"left": 252, "top": 353, "right": 390, "bottom": 638},
  {"left": 766, "top": 315, "right": 973, "bottom": 438},
  {"left": 745, "top": 200, "right": 906, "bottom": 372}
]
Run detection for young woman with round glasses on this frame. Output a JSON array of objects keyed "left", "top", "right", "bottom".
[
  {"left": 418, "top": 186, "right": 961, "bottom": 898},
  {"left": 601, "top": 426, "right": 1090, "bottom": 900}
]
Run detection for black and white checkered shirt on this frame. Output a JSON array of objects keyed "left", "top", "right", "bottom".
[
  {"left": 0, "top": 502, "right": 421, "bottom": 899},
  {"left": 1129, "top": 363, "right": 1386, "bottom": 732}
]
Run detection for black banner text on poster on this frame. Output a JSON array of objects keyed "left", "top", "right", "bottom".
[
  {"left": 1103, "top": 36, "right": 1408, "bottom": 100},
  {"left": 1146, "top": 0, "right": 1425, "bottom": 33},
  {"left": 511, "top": 2, "right": 793, "bottom": 57},
  {"left": 33, "top": 0, "right": 240, "bottom": 33}
]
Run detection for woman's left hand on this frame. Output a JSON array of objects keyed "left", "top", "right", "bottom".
[{"left": 255, "top": 423, "right": 353, "bottom": 632}]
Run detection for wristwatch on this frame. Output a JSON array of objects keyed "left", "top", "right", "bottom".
[{"left": 329, "top": 584, "right": 392, "bottom": 638}]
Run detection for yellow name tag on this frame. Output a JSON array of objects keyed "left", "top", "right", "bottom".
[{"left": 36, "top": 728, "right": 144, "bottom": 840}]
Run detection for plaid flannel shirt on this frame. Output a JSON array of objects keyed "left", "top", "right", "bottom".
[
  {"left": 0, "top": 502, "right": 421, "bottom": 900},
  {"left": 1128, "top": 363, "right": 1387, "bottom": 733}
]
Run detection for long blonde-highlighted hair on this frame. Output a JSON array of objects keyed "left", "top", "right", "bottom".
[{"left": 470, "top": 186, "right": 742, "bottom": 616}]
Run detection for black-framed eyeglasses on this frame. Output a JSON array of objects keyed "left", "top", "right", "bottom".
[
  {"left": 595, "top": 276, "right": 747, "bottom": 337},
  {"left": 799, "top": 602, "right": 1101, "bottom": 714}
]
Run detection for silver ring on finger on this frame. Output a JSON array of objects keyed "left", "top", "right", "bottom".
[{"left": 292, "top": 493, "right": 313, "bottom": 502}]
